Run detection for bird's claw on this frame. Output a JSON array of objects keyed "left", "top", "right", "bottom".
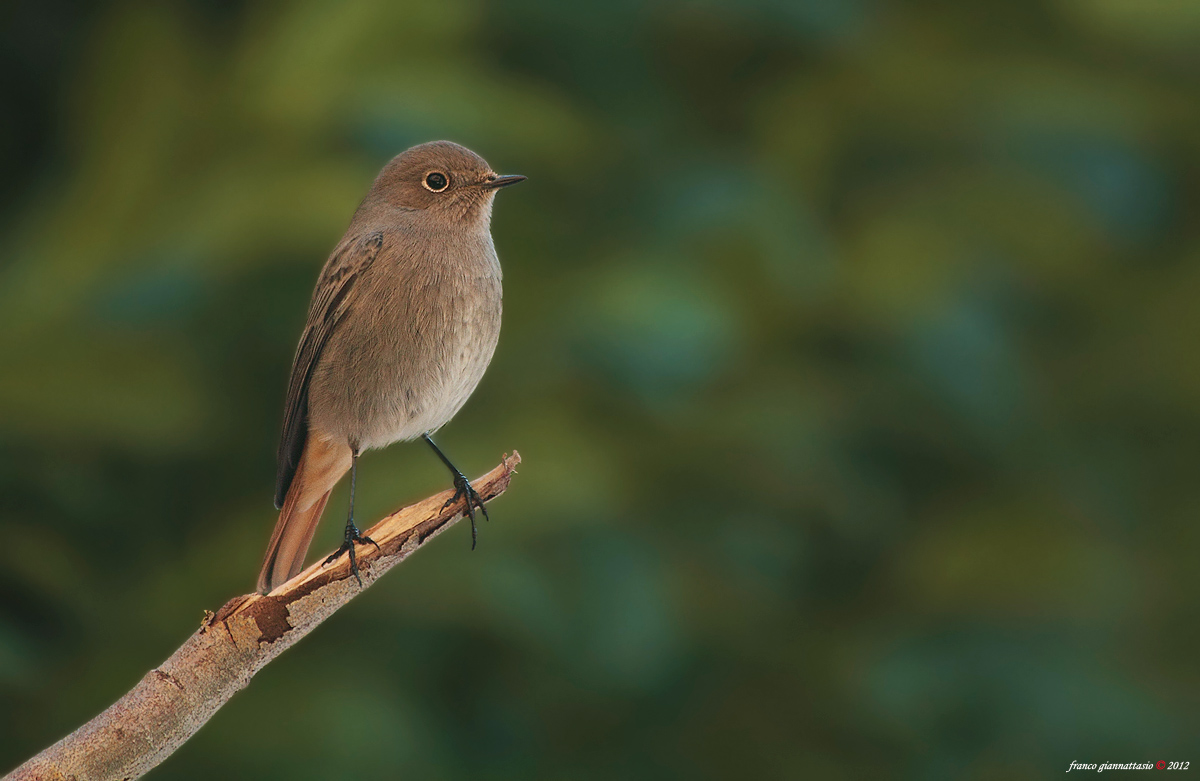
[
  {"left": 441, "top": 470, "right": 489, "bottom": 549},
  {"left": 324, "top": 520, "right": 379, "bottom": 586}
]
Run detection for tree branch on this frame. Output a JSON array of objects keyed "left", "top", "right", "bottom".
[{"left": 5, "top": 451, "right": 522, "bottom": 781}]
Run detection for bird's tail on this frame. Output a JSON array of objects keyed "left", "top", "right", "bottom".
[{"left": 257, "top": 433, "right": 351, "bottom": 594}]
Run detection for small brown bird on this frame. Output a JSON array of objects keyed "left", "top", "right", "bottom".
[{"left": 257, "top": 141, "right": 524, "bottom": 595}]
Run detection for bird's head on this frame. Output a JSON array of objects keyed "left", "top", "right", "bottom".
[{"left": 368, "top": 140, "right": 525, "bottom": 224}]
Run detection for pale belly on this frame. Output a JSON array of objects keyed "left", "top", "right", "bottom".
[
  {"left": 307, "top": 273, "right": 502, "bottom": 452},
  {"left": 361, "top": 317, "right": 499, "bottom": 449}
]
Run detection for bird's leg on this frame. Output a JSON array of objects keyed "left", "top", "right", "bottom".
[
  {"left": 323, "top": 450, "right": 379, "bottom": 585},
  {"left": 423, "top": 434, "right": 489, "bottom": 549}
]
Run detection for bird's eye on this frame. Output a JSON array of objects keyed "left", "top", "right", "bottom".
[{"left": 423, "top": 172, "right": 449, "bottom": 192}]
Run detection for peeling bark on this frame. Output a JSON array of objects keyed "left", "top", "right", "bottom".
[{"left": 5, "top": 452, "right": 521, "bottom": 781}]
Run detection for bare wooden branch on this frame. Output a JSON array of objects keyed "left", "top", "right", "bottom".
[{"left": 4, "top": 451, "right": 521, "bottom": 781}]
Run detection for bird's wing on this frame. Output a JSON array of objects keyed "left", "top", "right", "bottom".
[{"left": 274, "top": 231, "right": 385, "bottom": 508}]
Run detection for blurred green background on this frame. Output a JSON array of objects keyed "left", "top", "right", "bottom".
[{"left": 1, "top": 0, "right": 1198, "bottom": 778}]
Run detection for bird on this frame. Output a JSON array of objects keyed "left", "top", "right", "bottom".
[{"left": 256, "top": 140, "right": 524, "bottom": 595}]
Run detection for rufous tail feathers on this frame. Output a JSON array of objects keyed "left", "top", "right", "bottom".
[{"left": 257, "top": 433, "right": 351, "bottom": 594}]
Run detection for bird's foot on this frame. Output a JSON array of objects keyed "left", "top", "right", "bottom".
[
  {"left": 324, "top": 520, "right": 380, "bottom": 586},
  {"left": 441, "top": 470, "right": 489, "bottom": 549}
]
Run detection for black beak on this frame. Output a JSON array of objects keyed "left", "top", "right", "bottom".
[{"left": 482, "top": 174, "right": 527, "bottom": 190}]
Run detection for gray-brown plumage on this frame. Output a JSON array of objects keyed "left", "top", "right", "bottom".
[{"left": 257, "top": 141, "right": 523, "bottom": 595}]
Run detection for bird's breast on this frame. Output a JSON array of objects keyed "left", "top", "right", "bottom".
[{"left": 309, "top": 230, "right": 503, "bottom": 451}]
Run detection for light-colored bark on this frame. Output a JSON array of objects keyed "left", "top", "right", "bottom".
[{"left": 5, "top": 452, "right": 521, "bottom": 781}]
